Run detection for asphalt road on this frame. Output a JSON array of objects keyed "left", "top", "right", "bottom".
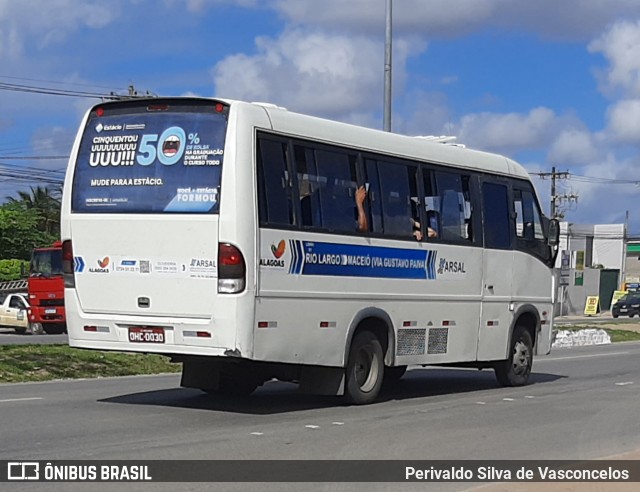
[
  {"left": 1, "top": 342, "right": 639, "bottom": 491},
  {"left": 0, "top": 327, "right": 67, "bottom": 344}
]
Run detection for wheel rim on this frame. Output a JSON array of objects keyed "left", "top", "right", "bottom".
[
  {"left": 354, "top": 346, "right": 379, "bottom": 393},
  {"left": 512, "top": 340, "right": 531, "bottom": 376}
]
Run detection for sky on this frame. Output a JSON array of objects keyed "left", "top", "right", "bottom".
[{"left": 2, "top": 0, "right": 640, "bottom": 233}]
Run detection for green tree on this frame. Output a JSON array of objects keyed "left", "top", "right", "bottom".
[
  {"left": 0, "top": 203, "right": 56, "bottom": 260},
  {"left": 6, "top": 185, "right": 61, "bottom": 237}
]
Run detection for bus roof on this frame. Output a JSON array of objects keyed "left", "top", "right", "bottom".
[{"left": 229, "top": 99, "right": 530, "bottom": 180}]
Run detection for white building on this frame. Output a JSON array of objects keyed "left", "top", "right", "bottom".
[{"left": 555, "top": 222, "right": 626, "bottom": 316}]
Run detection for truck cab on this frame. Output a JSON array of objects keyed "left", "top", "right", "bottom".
[{"left": 28, "top": 243, "right": 66, "bottom": 334}]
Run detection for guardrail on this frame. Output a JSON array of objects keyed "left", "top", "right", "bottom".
[{"left": 0, "top": 279, "right": 28, "bottom": 293}]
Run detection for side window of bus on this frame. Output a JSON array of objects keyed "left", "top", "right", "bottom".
[
  {"left": 294, "top": 145, "right": 324, "bottom": 229},
  {"left": 434, "top": 171, "right": 473, "bottom": 242},
  {"left": 482, "top": 182, "right": 511, "bottom": 249},
  {"left": 364, "top": 159, "right": 384, "bottom": 233},
  {"left": 377, "top": 160, "right": 416, "bottom": 238},
  {"left": 257, "top": 137, "right": 294, "bottom": 226},
  {"left": 315, "top": 149, "right": 359, "bottom": 232}
]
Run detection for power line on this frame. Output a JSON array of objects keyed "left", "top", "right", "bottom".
[
  {"left": 0, "top": 81, "right": 156, "bottom": 100},
  {"left": 532, "top": 167, "right": 576, "bottom": 219},
  {"left": 0, "top": 74, "right": 122, "bottom": 92},
  {"left": 0, "top": 155, "right": 68, "bottom": 160}
]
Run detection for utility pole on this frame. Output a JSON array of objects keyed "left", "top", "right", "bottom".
[
  {"left": 535, "top": 167, "right": 575, "bottom": 219},
  {"left": 550, "top": 165, "right": 556, "bottom": 218},
  {"left": 383, "top": 0, "right": 392, "bottom": 132}
]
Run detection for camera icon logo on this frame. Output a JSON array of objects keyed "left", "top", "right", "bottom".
[{"left": 7, "top": 462, "right": 40, "bottom": 480}]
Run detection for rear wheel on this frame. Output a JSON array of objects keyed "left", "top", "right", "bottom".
[
  {"left": 345, "top": 331, "right": 384, "bottom": 404},
  {"left": 612, "top": 313, "right": 619, "bottom": 319},
  {"left": 494, "top": 326, "right": 533, "bottom": 387}
]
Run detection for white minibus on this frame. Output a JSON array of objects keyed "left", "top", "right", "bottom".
[{"left": 61, "top": 98, "right": 559, "bottom": 404}]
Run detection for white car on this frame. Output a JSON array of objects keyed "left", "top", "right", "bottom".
[{"left": 0, "top": 293, "right": 30, "bottom": 334}]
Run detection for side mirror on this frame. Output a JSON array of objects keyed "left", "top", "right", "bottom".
[{"left": 547, "top": 219, "right": 560, "bottom": 247}]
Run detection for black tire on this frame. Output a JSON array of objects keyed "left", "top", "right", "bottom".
[
  {"left": 29, "top": 323, "right": 44, "bottom": 335},
  {"left": 15, "top": 327, "right": 27, "bottom": 335},
  {"left": 494, "top": 326, "right": 533, "bottom": 387},
  {"left": 345, "top": 331, "right": 384, "bottom": 404},
  {"left": 383, "top": 365, "right": 407, "bottom": 384},
  {"left": 612, "top": 313, "right": 619, "bottom": 319}
]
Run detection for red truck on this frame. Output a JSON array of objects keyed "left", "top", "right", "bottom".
[{"left": 27, "top": 241, "right": 66, "bottom": 334}]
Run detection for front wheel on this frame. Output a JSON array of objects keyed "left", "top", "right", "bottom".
[
  {"left": 494, "top": 326, "right": 533, "bottom": 387},
  {"left": 345, "top": 331, "right": 384, "bottom": 405},
  {"left": 29, "top": 322, "right": 44, "bottom": 335}
]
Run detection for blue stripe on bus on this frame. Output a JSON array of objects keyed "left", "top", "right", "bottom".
[{"left": 290, "top": 241, "right": 437, "bottom": 280}]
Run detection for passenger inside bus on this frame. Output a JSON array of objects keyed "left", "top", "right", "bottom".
[
  {"left": 411, "top": 217, "right": 438, "bottom": 240},
  {"left": 355, "top": 185, "right": 369, "bottom": 232}
]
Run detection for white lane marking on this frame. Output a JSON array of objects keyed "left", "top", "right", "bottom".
[
  {"left": 502, "top": 398, "right": 515, "bottom": 401},
  {"left": 525, "top": 395, "right": 535, "bottom": 399},
  {"left": 475, "top": 402, "right": 486, "bottom": 405},
  {"left": 332, "top": 422, "right": 344, "bottom": 426},
  {"left": 0, "top": 397, "right": 44, "bottom": 403},
  {"left": 615, "top": 382, "right": 634, "bottom": 386},
  {"left": 305, "top": 425, "right": 320, "bottom": 429},
  {"left": 538, "top": 351, "right": 630, "bottom": 362},
  {"left": 250, "top": 432, "right": 264, "bottom": 436}
]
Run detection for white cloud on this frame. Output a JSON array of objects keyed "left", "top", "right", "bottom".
[
  {"left": 273, "top": 0, "right": 640, "bottom": 41},
  {"left": 0, "top": 0, "right": 118, "bottom": 58},
  {"left": 588, "top": 20, "right": 640, "bottom": 98},
  {"left": 606, "top": 99, "right": 640, "bottom": 143},
  {"left": 212, "top": 28, "right": 425, "bottom": 119},
  {"left": 273, "top": 0, "right": 497, "bottom": 37},
  {"left": 456, "top": 107, "right": 558, "bottom": 153},
  {"left": 548, "top": 129, "right": 600, "bottom": 165},
  {"left": 164, "top": 0, "right": 258, "bottom": 13}
]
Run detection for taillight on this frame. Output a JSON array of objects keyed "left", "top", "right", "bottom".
[
  {"left": 218, "top": 243, "right": 245, "bottom": 294},
  {"left": 62, "top": 240, "right": 75, "bottom": 288}
]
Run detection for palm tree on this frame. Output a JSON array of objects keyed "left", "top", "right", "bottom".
[{"left": 6, "top": 185, "right": 62, "bottom": 236}]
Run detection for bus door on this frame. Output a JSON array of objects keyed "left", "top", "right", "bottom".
[{"left": 477, "top": 180, "right": 514, "bottom": 361}]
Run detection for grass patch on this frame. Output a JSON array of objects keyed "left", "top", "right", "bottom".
[
  {"left": 603, "top": 329, "right": 640, "bottom": 343},
  {"left": 0, "top": 344, "right": 180, "bottom": 383}
]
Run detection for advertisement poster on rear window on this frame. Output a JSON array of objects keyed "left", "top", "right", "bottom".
[{"left": 72, "top": 110, "right": 227, "bottom": 213}]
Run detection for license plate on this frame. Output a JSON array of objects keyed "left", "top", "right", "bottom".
[
  {"left": 45, "top": 308, "right": 57, "bottom": 314},
  {"left": 620, "top": 308, "right": 628, "bottom": 312},
  {"left": 128, "top": 326, "right": 165, "bottom": 343}
]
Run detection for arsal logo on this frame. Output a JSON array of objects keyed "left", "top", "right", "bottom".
[
  {"left": 98, "top": 257, "right": 110, "bottom": 268},
  {"left": 271, "top": 240, "right": 286, "bottom": 259}
]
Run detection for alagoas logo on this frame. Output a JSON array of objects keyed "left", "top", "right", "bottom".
[
  {"left": 89, "top": 256, "right": 111, "bottom": 273},
  {"left": 271, "top": 240, "right": 286, "bottom": 259},
  {"left": 260, "top": 240, "right": 286, "bottom": 267},
  {"left": 437, "top": 257, "right": 466, "bottom": 275}
]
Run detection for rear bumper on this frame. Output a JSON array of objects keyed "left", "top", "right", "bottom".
[
  {"left": 65, "top": 292, "right": 235, "bottom": 357},
  {"left": 29, "top": 306, "right": 66, "bottom": 324}
]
